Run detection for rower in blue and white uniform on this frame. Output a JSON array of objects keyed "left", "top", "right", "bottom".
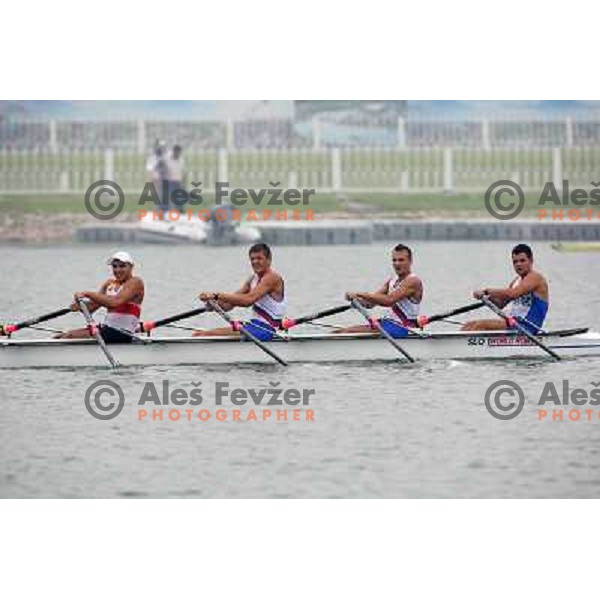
[
  {"left": 386, "top": 273, "right": 421, "bottom": 329},
  {"left": 462, "top": 243, "right": 549, "bottom": 334},
  {"left": 337, "top": 243, "right": 423, "bottom": 338},
  {"left": 249, "top": 271, "right": 287, "bottom": 330},
  {"left": 195, "top": 242, "right": 287, "bottom": 340},
  {"left": 503, "top": 278, "right": 549, "bottom": 333}
]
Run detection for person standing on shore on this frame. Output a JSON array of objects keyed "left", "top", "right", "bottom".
[
  {"left": 146, "top": 141, "right": 169, "bottom": 214},
  {"left": 166, "top": 144, "right": 185, "bottom": 212}
]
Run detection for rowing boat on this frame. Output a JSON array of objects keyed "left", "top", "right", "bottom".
[{"left": 1, "top": 328, "right": 599, "bottom": 368}]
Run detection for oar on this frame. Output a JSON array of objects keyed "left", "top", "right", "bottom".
[
  {"left": 281, "top": 304, "right": 351, "bottom": 330},
  {"left": 206, "top": 299, "right": 288, "bottom": 366},
  {"left": 417, "top": 301, "right": 484, "bottom": 327},
  {"left": 480, "top": 295, "right": 561, "bottom": 361},
  {"left": 350, "top": 298, "right": 415, "bottom": 363},
  {"left": 1, "top": 307, "right": 71, "bottom": 336},
  {"left": 76, "top": 298, "right": 120, "bottom": 368},
  {"left": 141, "top": 307, "right": 208, "bottom": 333}
]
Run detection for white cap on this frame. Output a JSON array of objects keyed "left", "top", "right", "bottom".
[{"left": 107, "top": 251, "right": 134, "bottom": 265}]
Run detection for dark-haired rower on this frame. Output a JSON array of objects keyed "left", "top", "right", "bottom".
[
  {"left": 336, "top": 244, "right": 423, "bottom": 337},
  {"left": 462, "top": 243, "right": 549, "bottom": 333},
  {"left": 194, "top": 243, "right": 287, "bottom": 340}
]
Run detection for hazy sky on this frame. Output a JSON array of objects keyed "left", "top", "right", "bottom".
[{"left": 1, "top": 100, "right": 599, "bottom": 120}]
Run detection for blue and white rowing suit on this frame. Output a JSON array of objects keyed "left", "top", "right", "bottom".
[
  {"left": 250, "top": 273, "right": 287, "bottom": 329},
  {"left": 385, "top": 274, "right": 421, "bottom": 328},
  {"left": 505, "top": 278, "right": 548, "bottom": 334}
]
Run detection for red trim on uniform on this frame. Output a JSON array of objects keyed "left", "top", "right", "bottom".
[
  {"left": 391, "top": 304, "right": 413, "bottom": 326},
  {"left": 252, "top": 305, "right": 282, "bottom": 328},
  {"left": 108, "top": 303, "right": 141, "bottom": 317},
  {"left": 388, "top": 275, "right": 420, "bottom": 327},
  {"left": 106, "top": 281, "right": 142, "bottom": 318}
]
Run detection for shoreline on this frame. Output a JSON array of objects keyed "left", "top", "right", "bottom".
[{"left": 3, "top": 209, "right": 599, "bottom": 245}]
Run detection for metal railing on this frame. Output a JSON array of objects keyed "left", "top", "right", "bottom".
[{"left": 1, "top": 146, "right": 598, "bottom": 195}]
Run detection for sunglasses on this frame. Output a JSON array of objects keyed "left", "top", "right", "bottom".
[{"left": 111, "top": 261, "right": 130, "bottom": 268}]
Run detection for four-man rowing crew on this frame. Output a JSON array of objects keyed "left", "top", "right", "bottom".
[{"left": 1, "top": 243, "right": 600, "bottom": 369}]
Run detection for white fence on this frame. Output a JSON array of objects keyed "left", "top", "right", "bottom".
[{"left": 1, "top": 146, "right": 598, "bottom": 195}]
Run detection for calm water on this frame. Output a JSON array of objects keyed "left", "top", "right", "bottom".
[{"left": 1, "top": 241, "right": 600, "bottom": 498}]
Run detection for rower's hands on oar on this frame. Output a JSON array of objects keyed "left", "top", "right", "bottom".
[
  {"left": 73, "top": 291, "right": 93, "bottom": 301},
  {"left": 199, "top": 292, "right": 218, "bottom": 302},
  {"left": 71, "top": 292, "right": 95, "bottom": 312},
  {"left": 70, "top": 292, "right": 86, "bottom": 311},
  {"left": 345, "top": 292, "right": 373, "bottom": 308},
  {"left": 473, "top": 289, "right": 505, "bottom": 306},
  {"left": 198, "top": 292, "right": 234, "bottom": 312}
]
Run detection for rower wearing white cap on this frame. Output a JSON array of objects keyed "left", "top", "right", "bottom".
[{"left": 57, "top": 251, "right": 145, "bottom": 343}]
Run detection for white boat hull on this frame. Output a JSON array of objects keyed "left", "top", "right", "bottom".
[
  {"left": 138, "top": 215, "right": 261, "bottom": 245},
  {"left": 2, "top": 330, "right": 600, "bottom": 368},
  {"left": 138, "top": 216, "right": 209, "bottom": 243}
]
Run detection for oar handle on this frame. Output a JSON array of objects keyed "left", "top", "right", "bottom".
[
  {"left": 281, "top": 304, "right": 351, "bottom": 329},
  {"left": 77, "top": 298, "right": 120, "bottom": 368},
  {"left": 350, "top": 298, "right": 378, "bottom": 327},
  {"left": 206, "top": 299, "right": 235, "bottom": 326},
  {"left": 206, "top": 300, "right": 288, "bottom": 366},
  {"left": 350, "top": 299, "right": 415, "bottom": 363},
  {"left": 480, "top": 295, "right": 517, "bottom": 326},
  {"left": 77, "top": 299, "right": 98, "bottom": 334},
  {"left": 417, "top": 301, "right": 484, "bottom": 327},
  {"left": 142, "top": 307, "right": 208, "bottom": 332}
]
